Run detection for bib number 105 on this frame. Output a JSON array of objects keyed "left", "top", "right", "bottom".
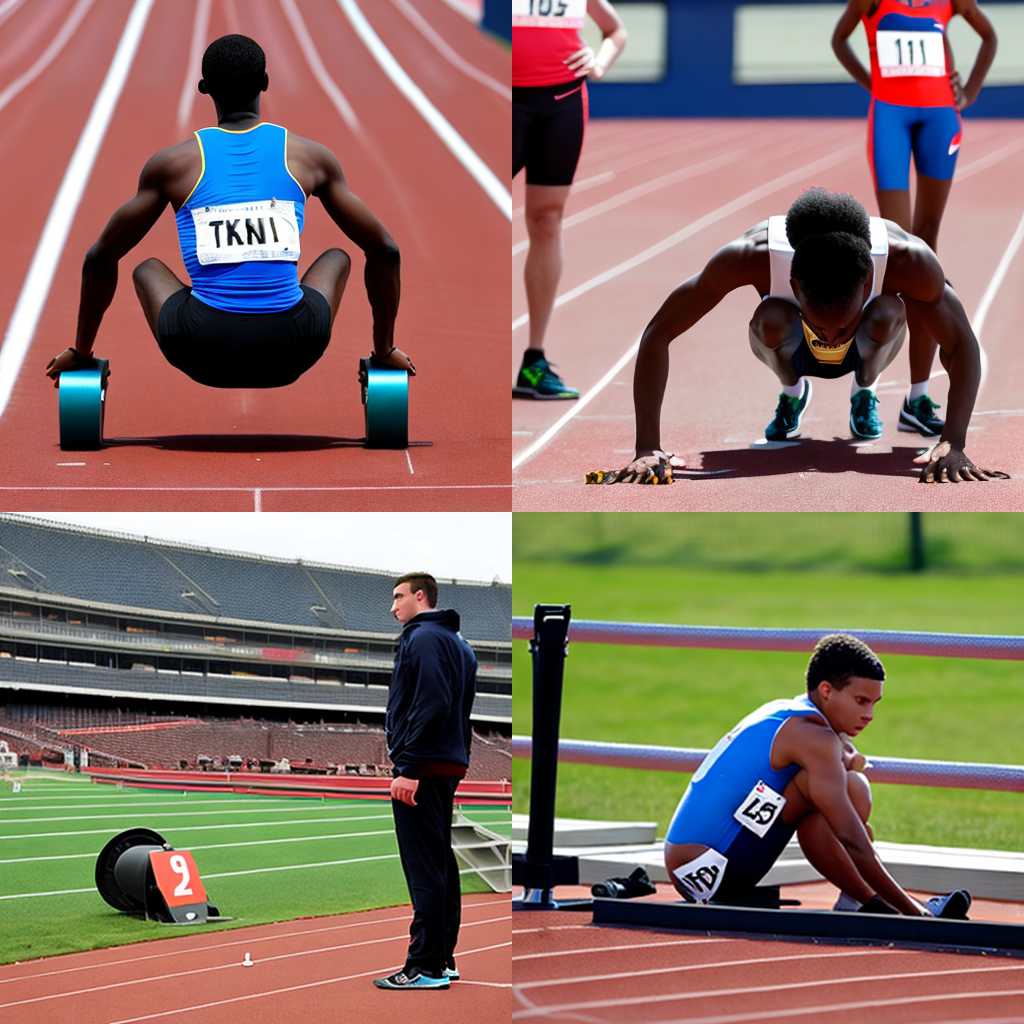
[{"left": 527, "top": 1, "right": 568, "bottom": 13}]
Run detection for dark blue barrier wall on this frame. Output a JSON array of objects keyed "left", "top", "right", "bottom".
[
  {"left": 590, "top": 0, "right": 1024, "bottom": 118},
  {"left": 483, "top": 0, "right": 511, "bottom": 41}
]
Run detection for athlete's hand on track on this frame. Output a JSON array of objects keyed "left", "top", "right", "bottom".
[
  {"left": 372, "top": 347, "right": 416, "bottom": 376},
  {"left": 565, "top": 45, "right": 597, "bottom": 79},
  {"left": 44, "top": 347, "right": 98, "bottom": 388},
  {"left": 586, "top": 451, "right": 686, "bottom": 485},
  {"left": 913, "top": 441, "right": 1007, "bottom": 483}
]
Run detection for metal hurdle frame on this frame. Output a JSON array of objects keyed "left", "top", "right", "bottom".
[{"left": 513, "top": 608, "right": 1024, "bottom": 953}]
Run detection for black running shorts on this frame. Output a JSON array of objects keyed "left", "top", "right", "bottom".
[{"left": 513, "top": 80, "right": 588, "bottom": 186}]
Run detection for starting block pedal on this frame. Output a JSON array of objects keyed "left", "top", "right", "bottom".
[
  {"left": 59, "top": 357, "right": 109, "bottom": 450},
  {"left": 359, "top": 356, "right": 408, "bottom": 449}
]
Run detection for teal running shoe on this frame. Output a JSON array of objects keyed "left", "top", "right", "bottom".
[
  {"left": 513, "top": 358, "right": 579, "bottom": 400},
  {"left": 850, "top": 388, "right": 882, "bottom": 439},
  {"left": 898, "top": 394, "right": 943, "bottom": 436},
  {"left": 765, "top": 378, "right": 812, "bottom": 440},
  {"left": 372, "top": 969, "right": 450, "bottom": 990}
]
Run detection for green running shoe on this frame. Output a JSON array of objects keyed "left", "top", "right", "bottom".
[
  {"left": 850, "top": 388, "right": 882, "bottom": 439},
  {"left": 513, "top": 357, "right": 579, "bottom": 400},
  {"left": 898, "top": 394, "right": 943, "bottom": 436},
  {"left": 765, "top": 379, "right": 811, "bottom": 440}
]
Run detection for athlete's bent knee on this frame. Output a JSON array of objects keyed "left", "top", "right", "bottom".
[
  {"left": 846, "top": 769, "right": 872, "bottom": 823},
  {"left": 751, "top": 298, "right": 799, "bottom": 350},
  {"left": 860, "top": 294, "right": 905, "bottom": 344}
]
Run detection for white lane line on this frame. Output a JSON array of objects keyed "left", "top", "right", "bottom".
[
  {"left": 438, "top": 0, "right": 480, "bottom": 20},
  {"left": 512, "top": 150, "right": 738, "bottom": 256},
  {"left": 393, "top": 0, "right": 510, "bottom": 101},
  {"left": 405, "top": 450, "right": 414, "bottom": 474},
  {"left": 253, "top": 487, "right": 262, "bottom": 511},
  {"left": 175, "top": 0, "right": 210, "bottom": 133},
  {"left": 0, "top": 0, "right": 94, "bottom": 115},
  {"left": 0, "top": 484, "right": 509, "bottom": 493},
  {"left": 337, "top": 0, "right": 510, "bottom": 219},
  {"left": 0, "top": 0, "right": 25, "bottom": 31},
  {"left": 0, "top": 0, "right": 154, "bottom": 420},
  {"left": 513, "top": 936, "right": 728, "bottom": 960},
  {"left": 104, "top": 941, "right": 512, "bottom": 1024},
  {"left": 280, "top": 0, "right": 359, "bottom": 130},
  {"left": 954, "top": 138, "right": 1024, "bottom": 185},
  {"left": 511, "top": 144, "right": 862, "bottom": 471},
  {"left": 512, "top": 142, "right": 859, "bottom": 332},
  {"left": 971, "top": 208, "right": 1024, "bottom": 348}
]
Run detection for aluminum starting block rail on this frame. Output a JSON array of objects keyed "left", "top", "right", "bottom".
[{"left": 592, "top": 898, "right": 1024, "bottom": 959}]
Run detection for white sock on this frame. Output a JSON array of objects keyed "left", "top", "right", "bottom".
[
  {"left": 851, "top": 377, "right": 877, "bottom": 397},
  {"left": 781, "top": 378, "right": 805, "bottom": 398},
  {"left": 834, "top": 891, "right": 862, "bottom": 912},
  {"left": 908, "top": 380, "right": 929, "bottom": 401}
]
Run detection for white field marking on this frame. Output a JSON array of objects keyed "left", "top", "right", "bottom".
[
  {"left": 337, "top": 0, "right": 510, "bottom": 218},
  {"left": 658, "top": 987, "right": 1024, "bottom": 1024},
  {"left": 457, "top": 981, "right": 514, "bottom": 989},
  {"left": 511, "top": 962, "right": 1024, "bottom": 1019},
  {"left": 438, "top": 0, "right": 480, "bottom": 20},
  {"left": 513, "top": 937, "right": 730, "bottom": 960},
  {"left": 0, "top": 827, "right": 398, "bottom": 864},
  {"left": 511, "top": 150, "right": 738, "bottom": 256},
  {"left": 405, "top": 450, "right": 414, "bottom": 474},
  {"left": 0, "top": 804, "right": 397, "bottom": 824},
  {"left": 511, "top": 144, "right": 863, "bottom": 472},
  {"left": 280, "top": 0, "right": 359, "bottom": 131},
  {"left": 106, "top": 941, "right": 512, "bottom": 1024},
  {"left": 174, "top": 0, "right": 210, "bottom": 133},
  {"left": 514, "top": 947, "right": 906, "bottom": 991},
  {"left": 0, "top": 0, "right": 153, "bottom": 420},
  {"left": 0, "top": 897, "right": 511, "bottom": 986},
  {"left": 0, "top": 484, "right": 510, "bottom": 493},
  {"left": 56, "top": 462, "right": 87, "bottom": 466},
  {"left": 393, "top": 0, "right": 510, "bottom": 101},
  {"left": 0, "top": 810, "right": 396, "bottom": 841},
  {"left": 512, "top": 142, "right": 860, "bottom": 331},
  {"left": 0, "top": 0, "right": 94, "bottom": 115},
  {"left": 0, "top": 0, "right": 25, "bottom": 29},
  {"left": 0, "top": 920, "right": 510, "bottom": 1011},
  {"left": 954, "top": 138, "right": 1024, "bottom": 185},
  {"left": 0, "top": 794, "right": 320, "bottom": 809},
  {"left": 253, "top": 488, "right": 262, "bottom": 511}
]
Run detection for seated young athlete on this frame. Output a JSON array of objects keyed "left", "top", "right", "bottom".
[
  {"left": 607, "top": 188, "right": 1002, "bottom": 485},
  {"left": 45, "top": 34, "right": 414, "bottom": 391},
  {"left": 664, "top": 634, "right": 970, "bottom": 918}
]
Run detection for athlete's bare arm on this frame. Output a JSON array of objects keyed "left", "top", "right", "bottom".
[
  {"left": 291, "top": 139, "right": 402, "bottom": 363},
  {"left": 578, "top": 0, "right": 627, "bottom": 80},
  {"left": 632, "top": 228, "right": 768, "bottom": 458},
  {"left": 831, "top": 1, "right": 873, "bottom": 91},
  {"left": 953, "top": 0, "right": 998, "bottom": 109},
  {"left": 882, "top": 229, "right": 1001, "bottom": 481},
  {"left": 781, "top": 718, "right": 925, "bottom": 915}
]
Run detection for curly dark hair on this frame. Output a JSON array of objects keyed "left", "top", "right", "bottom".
[
  {"left": 785, "top": 188, "right": 870, "bottom": 248},
  {"left": 806, "top": 633, "right": 885, "bottom": 692},
  {"left": 200, "top": 34, "right": 267, "bottom": 108},
  {"left": 791, "top": 232, "right": 873, "bottom": 313}
]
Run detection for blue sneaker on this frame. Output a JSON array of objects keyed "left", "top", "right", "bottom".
[
  {"left": 513, "top": 357, "right": 579, "bottom": 400},
  {"left": 765, "top": 379, "right": 811, "bottom": 440},
  {"left": 850, "top": 388, "right": 882, "bottom": 439},
  {"left": 898, "top": 394, "right": 944, "bottom": 436},
  {"left": 373, "top": 969, "right": 450, "bottom": 990}
]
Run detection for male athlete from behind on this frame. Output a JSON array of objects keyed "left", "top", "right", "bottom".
[
  {"left": 604, "top": 188, "right": 1003, "bottom": 484},
  {"left": 46, "top": 34, "right": 414, "bottom": 392},
  {"left": 665, "top": 634, "right": 970, "bottom": 918}
]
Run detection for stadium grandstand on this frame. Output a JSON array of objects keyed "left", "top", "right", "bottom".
[{"left": 0, "top": 515, "right": 511, "bottom": 781}]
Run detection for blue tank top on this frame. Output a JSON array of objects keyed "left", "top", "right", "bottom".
[
  {"left": 175, "top": 122, "right": 306, "bottom": 314},
  {"left": 666, "top": 694, "right": 827, "bottom": 850}
]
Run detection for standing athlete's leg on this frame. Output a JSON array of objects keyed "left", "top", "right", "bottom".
[
  {"left": 132, "top": 258, "right": 188, "bottom": 340},
  {"left": 523, "top": 184, "right": 571, "bottom": 352},
  {"left": 300, "top": 247, "right": 351, "bottom": 325}
]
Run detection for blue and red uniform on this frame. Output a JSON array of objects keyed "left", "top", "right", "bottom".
[
  {"left": 512, "top": 0, "right": 589, "bottom": 186},
  {"left": 863, "top": 0, "right": 962, "bottom": 190}
]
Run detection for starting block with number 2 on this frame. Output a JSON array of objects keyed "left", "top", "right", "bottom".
[{"left": 148, "top": 849, "right": 209, "bottom": 924}]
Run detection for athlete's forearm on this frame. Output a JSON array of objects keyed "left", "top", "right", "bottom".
[
  {"left": 846, "top": 843, "right": 922, "bottom": 915},
  {"left": 633, "top": 328, "right": 670, "bottom": 455},
  {"left": 831, "top": 38, "right": 870, "bottom": 91},
  {"left": 964, "top": 35, "right": 997, "bottom": 104},
  {"left": 363, "top": 244, "right": 401, "bottom": 356},
  {"left": 593, "top": 29, "right": 626, "bottom": 77},
  {"left": 940, "top": 332, "right": 980, "bottom": 450},
  {"left": 74, "top": 251, "right": 119, "bottom": 354}
]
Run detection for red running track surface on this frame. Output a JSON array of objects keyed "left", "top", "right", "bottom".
[
  {"left": 0, "top": 894, "right": 511, "bottom": 1024},
  {"left": 0, "top": 0, "right": 510, "bottom": 510},
  {"left": 513, "top": 118, "right": 1024, "bottom": 510},
  {"left": 513, "top": 883, "right": 1024, "bottom": 1024}
]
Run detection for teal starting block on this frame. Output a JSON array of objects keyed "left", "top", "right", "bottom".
[
  {"left": 359, "top": 356, "right": 409, "bottom": 449},
  {"left": 59, "top": 358, "right": 109, "bottom": 451}
]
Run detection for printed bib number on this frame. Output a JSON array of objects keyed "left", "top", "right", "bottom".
[
  {"left": 512, "top": 0, "right": 585, "bottom": 28},
  {"left": 671, "top": 847, "right": 728, "bottom": 904},
  {"left": 877, "top": 30, "right": 945, "bottom": 78},
  {"left": 733, "top": 779, "right": 786, "bottom": 838},
  {"left": 191, "top": 199, "right": 300, "bottom": 266}
]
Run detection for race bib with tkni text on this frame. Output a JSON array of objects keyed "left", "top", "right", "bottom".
[
  {"left": 512, "top": 0, "right": 585, "bottom": 29},
  {"left": 191, "top": 199, "right": 300, "bottom": 266},
  {"left": 671, "top": 847, "right": 728, "bottom": 904},
  {"left": 733, "top": 779, "right": 786, "bottom": 838},
  {"left": 877, "top": 29, "right": 945, "bottom": 78}
]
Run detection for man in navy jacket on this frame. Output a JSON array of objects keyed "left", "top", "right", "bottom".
[{"left": 374, "top": 572, "right": 478, "bottom": 991}]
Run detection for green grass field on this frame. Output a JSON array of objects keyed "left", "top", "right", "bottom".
[
  {"left": 513, "top": 521, "right": 1024, "bottom": 853},
  {"left": 0, "top": 772, "right": 510, "bottom": 965}
]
